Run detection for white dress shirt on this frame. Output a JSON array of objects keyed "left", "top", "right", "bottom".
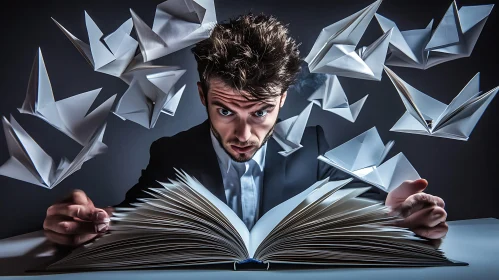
[{"left": 210, "top": 131, "right": 266, "bottom": 230}]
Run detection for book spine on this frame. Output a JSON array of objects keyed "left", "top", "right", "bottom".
[{"left": 233, "top": 258, "right": 269, "bottom": 270}]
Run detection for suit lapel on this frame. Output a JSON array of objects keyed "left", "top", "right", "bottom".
[
  {"left": 192, "top": 120, "right": 226, "bottom": 203},
  {"left": 260, "top": 137, "right": 288, "bottom": 218}
]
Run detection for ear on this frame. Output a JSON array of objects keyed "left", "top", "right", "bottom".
[
  {"left": 279, "top": 91, "right": 287, "bottom": 108},
  {"left": 197, "top": 82, "right": 206, "bottom": 107}
]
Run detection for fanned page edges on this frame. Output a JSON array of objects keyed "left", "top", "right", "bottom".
[{"left": 47, "top": 170, "right": 458, "bottom": 271}]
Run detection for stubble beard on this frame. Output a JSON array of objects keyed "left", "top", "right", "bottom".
[{"left": 210, "top": 120, "right": 276, "bottom": 163}]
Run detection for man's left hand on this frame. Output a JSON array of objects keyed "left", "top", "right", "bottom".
[{"left": 385, "top": 179, "right": 448, "bottom": 239}]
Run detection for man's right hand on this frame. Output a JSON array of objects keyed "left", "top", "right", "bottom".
[{"left": 43, "top": 189, "right": 113, "bottom": 246}]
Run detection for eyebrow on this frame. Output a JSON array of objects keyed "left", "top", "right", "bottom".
[
  {"left": 256, "top": 103, "right": 276, "bottom": 111},
  {"left": 211, "top": 100, "right": 234, "bottom": 111},
  {"left": 210, "top": 100, "right": 276, "bottom": 112}
]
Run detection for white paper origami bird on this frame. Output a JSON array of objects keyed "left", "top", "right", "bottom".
[
  {"left": 53, "top": 12, "right": 185, "bottom": 86},
  {"left": 308, "top": 75, "right": 368, "bottom": 122},
  {"left": 53, "top": 12, "right": 188, "bottom": 129},
  {"left": 304, "top": 0, "right": 393, "bottom": 81},
  {"left": 272, "top": 102, "right": 314, "bottom": 157},
  {"left": 18, "top": 49, "right": 116, "bottom": 146},
  {"left": 384, "top": 66, "right": 498, "bottom": 141},
  {"left": 376, "top": 1, "right": 494, "bottom": 69},
  {"left": 318, "top": 127, "right": 420, "bottom": 193},
  {"left": 52, "top": 12, "right": 138, "bottom": 78},
  {"left": 0, "top": 115, "right": 108, "bottom": 189},
  {"left": 113, "top": 70, "right": 187, "bottom": 129},
  {"left": 130, "top": 0, "right": 217, "bottom": 62}
]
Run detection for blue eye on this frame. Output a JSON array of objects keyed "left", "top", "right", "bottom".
[
  {"left": 254, "top": 110, "right": 268, "bottom": 117},
  {"left": 218, "top": 108, "right": 233, "bottom": 116}
]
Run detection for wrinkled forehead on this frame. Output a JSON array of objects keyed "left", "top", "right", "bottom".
[{"left": 207, "top": 78, "right": 280, "bottom": 107}]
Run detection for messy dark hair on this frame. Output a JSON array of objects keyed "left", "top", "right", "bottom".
[{"left": 191, "top": 13, "right": 301, "bottom": 101}]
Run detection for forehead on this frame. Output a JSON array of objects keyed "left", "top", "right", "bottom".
[{"left": 207, "top": 78, "right": 279, "bottom": 107}]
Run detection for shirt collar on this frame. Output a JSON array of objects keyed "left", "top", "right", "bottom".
[{"left": 210, "top": 130, "right": 266, "bottom": 174}]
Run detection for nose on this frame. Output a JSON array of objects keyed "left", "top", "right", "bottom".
[{"left": 234, "top": 119, "right": 252, "bottom": 143}]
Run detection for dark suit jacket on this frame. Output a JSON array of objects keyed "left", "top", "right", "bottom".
[{"left": 118, "top": 120, "right": 386, "bottom": 217}]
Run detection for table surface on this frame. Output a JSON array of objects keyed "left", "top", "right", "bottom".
[{"left": 1, "top": 218, "right": 498, "bottom": 279}]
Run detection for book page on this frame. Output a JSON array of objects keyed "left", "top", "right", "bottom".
[
  {"left": 248, "top": 178, "right": 352, "bottom": 257},
  {"left": 173, "top": 170, "right": 250, "bottom": 251},
  {"left": 48, "top": 170, "right": 250, "bottom": 271},
  {"left": 251, "top": 183, "right": 452, "bottom": 266}
]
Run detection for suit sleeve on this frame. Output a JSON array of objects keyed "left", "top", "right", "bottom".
[
  {"left": 316, "top": 126, "right": 387, "bottom": 202},
  {"left": 114, "top": 138, "right": 171, "bottom": 207}
]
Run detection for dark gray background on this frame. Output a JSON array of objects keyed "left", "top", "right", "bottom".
[{"left": 0, "top": 0, "right": 497, "bottom": 239}]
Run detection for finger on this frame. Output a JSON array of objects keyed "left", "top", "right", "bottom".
[
  {"left": 43, "top": 215, "right": 109, "bottom": 235},
  {"left": 412, "top": 222, "right": 449, "bottom": 240},
  {"left": 60, "top": 189, "right": 90, "bottom": 206},
  {"left": 399, "top": 205, "right": 447, "bottom": 229},
  {"left": 86, "top": 196, "right": 95, "bottom": 208},
  {"left": 43, "top": 215, "right": 94, "bottom": 234},
  {"left": 103, "top": 206, "right": 115, "bottom": 217},
  {"left": 396, "top": 193, "right": 445, "bottom": 218},
  {"left": 46, "top": 203, "right": 95, "bottom": 221},
  {"left": 44, "top": 230, "right": 98, "bottom": 247},
  {"left": 93, "top": 208, "right": 112, "bottom": 223},
  {"left": 386, "top": 179, "right": 428, "bottom": 207}
]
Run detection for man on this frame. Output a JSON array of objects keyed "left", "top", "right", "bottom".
[{"left": 43, "top": 14, "right": 448, "bottom": 246}]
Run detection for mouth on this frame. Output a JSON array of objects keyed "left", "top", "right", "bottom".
[{"left": 230, "top": 145, "right": 255, "bottom": 154}]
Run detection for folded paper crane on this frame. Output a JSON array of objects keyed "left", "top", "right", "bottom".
[
  {"left": 113, "top": 70, "right": 186, "bottom": 129},
  {"left": 304, "top": 0, "right": 393, "bottom": 81},
  {"left": 53, "top": 12, "right": 188, "bottom": 129},
  {"left": 318, "top": 127, "right": 420, "bottom": 193},
  {"left": 376, "top": 1, "right": 494, "bottom": 69},
  {"left": 130, "top": 0, "right": 217, "bottom": 62},
  {"left": 384, "top": 66, "right": 498, "bottom": 141},
  {"left": 308, "top": 75, "right": 368, "bottom": 122},
  {"left": 52, "top": 12, "right": 138, "bottom": 78},
  {"left": 272, "top": 102, "right": 314, "bottom": 157},
  {"left": 18, "top": 49, "right": 116, "bottom": 146},
  {"left": 0, "top": 116, "right": 108, "bottom": 189},
  {"left": 53, "top": 11, "right": 185, "bottom": 86}
]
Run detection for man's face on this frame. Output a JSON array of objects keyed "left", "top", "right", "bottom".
[{"left": 198, "top": 78, "right": 287, "bottom": 162}]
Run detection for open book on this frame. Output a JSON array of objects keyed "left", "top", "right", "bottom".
[{"left": 46, "top": 170, "right": 462, "bottom": 271}]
